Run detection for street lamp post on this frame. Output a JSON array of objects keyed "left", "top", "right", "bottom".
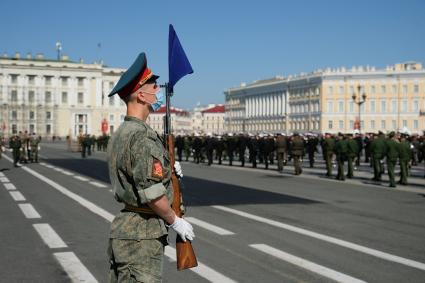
[{"left": 352, "top": 85, "right": 367, "bottom": 134}]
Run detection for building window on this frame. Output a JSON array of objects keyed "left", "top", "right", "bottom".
[
  {"left": 381, "top": 85, "right": 386, "bottom": 93},
  {"left": 339, "top": 120, "right": 343, "bottom": 130},
  {"left": 12, "top": 124, "right": 17, "bottom": 134},
  {"left": 414, "top": 84, "right": 419, "bottom": 93},
  {"left": 349, "top": 101, "right": 354, "bottom": 112},
  {"left": 361, "top": 120, "right": 364, "bottom": 129},
  {"left": 371, "top": 85, "right": 376, "bottom": 94},
  {"left": 62, "top": 92, "right": 68, "bottom": 103},
  {"left": 328, "top": 86, "right": 333, "bottom": 95},
  {"left": 11, "top": 90, "right": 18, "bottom": 102},
  {"left": 46, "top": 111, "right": 51, "bottom": 120},
  {"left": 370, "top": 120, "right": 375, "bottom": 129},
  {"left": 392, "top": 120, "right": 396, "bottom": 130},
  {"left": 381, "top": 120, "right": 386, "bottom": 129},
  {"left": 29, "top": 111, "right": 35, "bottom": 120},
  {"left": 381, "top": 100, "right": 386, "bottom": 112},
  {"left": 29, "top": 124, "right": 35, "bottom": 133},
  {"left": 28, "top": 75, "right": 35, "bottom": 85},
  {"left": 338, "top": 101, "right": 344, "bottom": 113},
  {"left": 413, "top": 100, "right": 419, "bottom": 112},
  {"left": 110, "top": 114, "right": 114, "bottom": 122},
  {"left": 110, "top": 125, "right": 114, "bottom": 134},
  {"left": 328, "top": 120, "right": 333, "bottom": 129},
  {"left": 28, "top": 91, "right": 35, "bottom": 103},
  {"left": 350, "top": 120, "right": 354, "bottom": 129},
  {"left": 370, "top": 100, "right": 375, "bottom": 112},
  {"left": 402, "top": 120, "right": 407, "bottom": 127},
  {"left": 109, "top": 96, "right": 115, "bottom": 106},
  {"left": 414, "top": 120, "right": 418, "bottom": 129},
  {"left": 45, "top": 91, "right": 52, "bottom": 103},
  {"left": 402, "top": 100, "right": 407, "bottom": 112},
  {"left": 349, "top": 86, "right": 354, "bottom": 95},
  {"left": 402, "top": 85, "right": 408, "bottom": 94},
  {"left": 339, "top": 86, "right": 344, "bottom": 95},
  {"left": 327, "top": 101, "right": 333, "bottom": 112},
  {"left": 46, "top": 124, "right": 51, "bottom": 134},
  {"left": 78, "top": 92, "right": 84, "bottom": 104},
  {"left": 61, "top": 77, "right": 68, "bottom": 87},
  {"left": 11, "top": 74, "right": 18, "bottom": 84},
  {"left": 78, "top": 77, "right": 84, "bottom": 87},
  {"left": 392, "top": 85, "right": 397, "bottom": 94},
  {"left": 11, "top": 111, "right": 17, "bottom": 119},
  {"left": 392, "top": 100, "right": 397, "bottom": 113},
  {"left": 45, "top": 76, "right": 52, "bottom": 86}
]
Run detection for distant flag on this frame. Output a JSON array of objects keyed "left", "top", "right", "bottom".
[{"left": 168, "top": 24, "right": 193, "bottom": 92}]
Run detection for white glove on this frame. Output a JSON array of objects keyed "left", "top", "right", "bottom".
[
  {"left": 169, "top": 216, "right": 194, "bottom": 242},
  {"left": 174, "top": 161, "right": 183, "bottom": 178},
  {"left": 38, "top": 146, "right": 41, "bottom": 150},
  {"left": 1, "top": 146, "right": 5, "bottom": 152}
]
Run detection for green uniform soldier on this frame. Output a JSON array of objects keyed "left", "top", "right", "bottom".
[
  {"left": 291, "top": 132, "right": 304, "bottom": 175},
  {"left": 323, "top": 133, "right": 335, "bottom": 177},
  {"left": 9, "top": 134, "right": 22, "bottom": 167},
  {"left": 399, "top": 134, "right": 412, "bottom": 185},
  {"left": 30, "top": 133, "right": 41, "bottom": 163},
  {"left": 346, "top": 134, "right": 358, "bottom": 178},
  {"left": 0, "top": 135, "right": 5, "bottom": 159},
  {"left": 385, "top": 132, "right": 400, "bottom": 187},
  {"left": 106, "top": 53, "right": 194, "bottom": 283},
  {"left": 371, "top": 132, "right": 386, "bottom": 181},
  {"left": 334, "top": 133, "right": 348, "bottom": 181}
]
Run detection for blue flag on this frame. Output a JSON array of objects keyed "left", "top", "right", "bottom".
[{"left": 168, "top": 24, "right": 193, "bottom": 91}]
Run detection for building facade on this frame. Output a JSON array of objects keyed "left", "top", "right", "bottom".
[
  {"left": 147, "top": 105, "right": 192, "bottom": 134},
  {"left": 0, "top": 52, "right": 125, "bottom": 138},
  {"left": 224, "top": 62, "right": 425, "bottom": 134},
  {"left": 191, "top": 104, "right": 225, "bottom": 134}
]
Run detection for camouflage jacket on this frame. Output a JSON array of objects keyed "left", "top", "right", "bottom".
[{"left": 107, "top": 116, "right": 173, "bottom": 240}]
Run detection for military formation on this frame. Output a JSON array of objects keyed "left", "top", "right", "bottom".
[
  {"left": 6, "top": 131, "right": 41, "bottom": 167},
  {"left": 77, "top": 134, "right": 110, "bottom": 158},
  {"left": 174, "top": 130, "right": 425, "bottom": 188}
]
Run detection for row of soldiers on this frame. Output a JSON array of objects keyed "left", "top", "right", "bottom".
[
  {"left": 7, "top": 131, "right": 41, "bottom": 167},
  {"left": 76, "top": 134, "right": 110, "bottom": 158},
  {"left": 174, "top": 131, "right": 422, "bottom": 187}
]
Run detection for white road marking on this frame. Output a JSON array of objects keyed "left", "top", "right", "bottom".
[
  {"left": 2, "top": 155, "right": 235, "bottom": 283},
  {"left": 4, "top": 183, "right": 16, "bottom": 190},
  {"left": 89, "top": 181, "right": 107, "bottom": 188},
  {"left": 74, "top": 176, "right": 89, "bottom": 181},
  {"left": 54, "top": 252, "right": 98, "bottom": 283},
  {"left": 45, "top": 165, "right": 55, "bottom": 169},
  {"left": 53, "top": 167, "right": 64, "bottom": 172},
  {"left": 213, "top": 205, "right": 425, "bottom": 271},
  {"left": 165, "top": 246, "right": 237, "bottom": 283},
  {"left": 250, "top": 244, "right": 366, "bottom": 283},
  {"left": 9, "top": 191, "right": 26, "bottom": 201},
  {"left": 0, "top": 177, "right": 10, "bottom": 183},
  {"left": 18, "top": 203, "right": 41, "bottom": 219},
  {"left": 61, "top": 170, "right": 74, "bottom": 176},
  {"left": 0, "top": 172, "right": 4, "bottom": 177},
  {"left": 33, "top": 223, "right": 68, "bottom": 249},
  {"left": 39, "top": 162, "right": 48, "bottom": 166},
  {"left": 185, "top": 217, "right": 235, "bottom": 235}
]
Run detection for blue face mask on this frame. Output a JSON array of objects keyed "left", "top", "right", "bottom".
[{"left": 150, "top": 91, "right": 164, "bottom": 112}]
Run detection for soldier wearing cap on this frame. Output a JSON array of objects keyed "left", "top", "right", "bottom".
[
  {"left": 335, "top": 133, "right": 348, "bottom": 181},
  {"left": 106, "top": 53, "right": 195, "bottom": 283},
  {"left": 399, "top": 132, "right": 412, "bottom": 185},
  {"left": 371, "top": 131, "right": 386, "bottom": 181},
  {"left": 385, "top": 131, "right": 400, "bottom": 187},
  {"left": 291, "top": 132, "right": 304, "bottom": 175}
]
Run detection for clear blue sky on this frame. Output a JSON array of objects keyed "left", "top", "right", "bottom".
[{"left": 1, "top": 0, "right": 424, "bottom": 109}]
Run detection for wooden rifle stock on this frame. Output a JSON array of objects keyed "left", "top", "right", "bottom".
[{"left": 167, "top": 134, "right": 198, "bottom": 270}]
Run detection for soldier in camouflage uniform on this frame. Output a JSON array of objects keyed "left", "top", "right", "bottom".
[
  {"left": 29, "top": 133, "right": 41, "bottom": 162},
  {"left": 399, "top": 133, "right": 412, "bottom": 185},
  {"left": 9, "top": 134, "right": 22, "bottom": 167},
  {"left": 385, "top": 132, "right": 400, "bottom": 187},
  {"left": 106, "top": 53, "right": 194, "bottom": 283}
]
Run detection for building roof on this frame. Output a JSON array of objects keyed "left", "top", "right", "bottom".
[
  {"left": 201, "top": 105, "right": 225, "bottom": 113},
  {"left": 152, "top": 105, "right": 190, "bottom": 115}
]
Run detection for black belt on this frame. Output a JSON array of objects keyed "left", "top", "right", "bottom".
[{"left": 124, "top": 204, "right": 156, "bottom": 215}]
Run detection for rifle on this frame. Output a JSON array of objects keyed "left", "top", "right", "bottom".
[{"left": 162, "top": 24, "right": 198, "bottom": 270}]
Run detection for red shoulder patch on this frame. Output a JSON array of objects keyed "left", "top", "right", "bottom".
[{"left": 152, "top": 158, "right": 163, "bottom": 179}]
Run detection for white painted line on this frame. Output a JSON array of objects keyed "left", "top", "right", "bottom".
[
  {"left": 185, "top": 217, "right": 235, "bottom": 235},
  {"left": 9, "top": 191, "right": 26, "bottom": 201},
  {"left": 33, "top": 223, "right": 68, "bottom": 249},
  {"left": 0, "top": 172, "right": 4, "bottom": 177},
  {"left": 0, "top": 177, "right": 10, "bottom": 183},
  {"left": 0, "top": 155, "right": 114, "bottom": 222},
  {"left": 109, "top": 189, "right": 113, "bottom": 192},
  {"left": 45, "top": 165, "right": 55, "bottom": 169},
  {"left": 74, "top": 176, "right": 89, "bottom": 181},
  {"left": 39, "top": 162, "right": 48, "bottom": 166},
  {"left": 18, "top": 203, "right": 41, "bottom": 219},
  {"left": 89, "top": 181, "right": 107, "bottom": 188},
  {"left": 250, "top": 244, "right": 366, "bottom": 283},
  {"left": 61, "top": 170, "right": 74, "bottom": 176},
  {"left": 54, "top": 252, "right": 98, "bottom": 283},
  {"left": 53, "top": 167, "right": 64, "bottom": 172},
  {"left": 213, "top": 205, "right": 425, "bottom": 271},
  {"left": 165, "top": 246, "right": 237, "bottom": 283},
  {"left": 4, "top": 183, "right": 16, "bottom": 190}
]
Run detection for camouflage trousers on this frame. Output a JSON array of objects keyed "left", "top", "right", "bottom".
[{"left": 108, "top": 237, "right": 167, "bottom": 283}]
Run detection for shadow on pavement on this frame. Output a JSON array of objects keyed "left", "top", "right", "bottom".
[{"left": 44, "top": 158, "right": 110, "bottom": 183}]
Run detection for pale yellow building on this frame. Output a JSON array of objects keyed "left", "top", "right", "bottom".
[
  {"left": 0, "top": 52, "right": 125, "bottom": 138},
  {"left": 225, "top": 62, "right": 425, "bottom": 134}
]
